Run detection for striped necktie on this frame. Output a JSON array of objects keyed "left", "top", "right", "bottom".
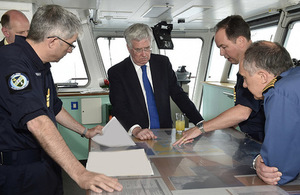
[{"left": 141, "top": 65, "right": 160, "bottom": 129}]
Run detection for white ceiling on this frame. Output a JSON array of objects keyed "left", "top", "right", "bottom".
[
  {"left": 1, "top": 0, "right": 300, "bottom": 31},
  {"left": 90, "top": 0, "right": 299, "bottom": 30}
]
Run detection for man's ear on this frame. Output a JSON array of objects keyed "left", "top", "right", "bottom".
[
  {"left": 236, "top": 36, "right": 247, "bottom": 48},
  {"left": 258, "top": 70, "right": 271, "bottom": 84},
  {"left": 47, "top": 37, "right": 56, "bottom": 49},
  {"left": 2, "top": 27, "right": 9, "bottom": 37}
]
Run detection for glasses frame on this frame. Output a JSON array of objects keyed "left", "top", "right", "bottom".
[
  {"left": 47, "top": 36, "right": 76, "bottom": 49},
  {"left": 132, "top": 46, "right": 152, "bottom": 54}
]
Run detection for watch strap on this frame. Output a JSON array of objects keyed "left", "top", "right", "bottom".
[
  {"left": 81, "top": 127, "right": 88, "bottom": 138},
  {"left": 196, "top": 120, "right": 205, "bottom": 134},
  {"left": 252, "top": 154, "right": 260, "bottom": 170}
]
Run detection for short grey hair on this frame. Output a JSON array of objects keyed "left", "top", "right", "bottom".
[
  {"left": 124, "top": 23, "right": 153, "bottom": 48},
  {"left": 27, "top": 4, "right": 83, "bottom": 42},
  {"left": 243, "top": 41, "right": 293, "bottom": 76}
]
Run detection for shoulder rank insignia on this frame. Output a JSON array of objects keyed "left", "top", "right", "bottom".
[{"left": 263, "top": 76, "right": 282, "bottom": 94}]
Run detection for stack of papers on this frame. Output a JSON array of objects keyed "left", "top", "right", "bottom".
[
  {"left": 86, "top": 149, "right": 154, "bottom": 176},
  {"left": 88, "top": 117, "right": 154, "bottom": 176}
]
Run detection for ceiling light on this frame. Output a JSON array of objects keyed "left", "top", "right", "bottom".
[
  {"left": 142, "top": 5, "right": 173, "bottom": 18},
  {"left": 174, "top": 5, "right": 211, "bottom": 18},
  {"left": 100, "top": 11, "right": 132, "bottom": 18}
]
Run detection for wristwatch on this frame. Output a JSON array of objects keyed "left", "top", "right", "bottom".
[
  {"left": 81, "top": 127, "right": 88, "bottom": 138},
  {"left": 252, "top": 154, "right": 260, "bottom": 170},
  {"left": 196, "top": 120, "right": 205, "bottom": 134}
]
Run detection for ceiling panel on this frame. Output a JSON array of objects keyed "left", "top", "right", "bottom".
[
  {"left": 0, "top": 0, "right": 299, "bottom": 31},
  {"left": 93, "top": 0, "right": 291, "bottom": 30}
]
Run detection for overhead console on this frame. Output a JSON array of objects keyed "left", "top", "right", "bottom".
[{"left": 152, "top": 21, "right": 174, "bottom": 49}]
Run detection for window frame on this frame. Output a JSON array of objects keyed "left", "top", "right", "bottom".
[{"left": 283, "top": 20, "right": 300, "bottom": 60}]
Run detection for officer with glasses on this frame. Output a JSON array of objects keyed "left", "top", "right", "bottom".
[{"left": 0, "top": 4, "right": 122, "bottom": 195}]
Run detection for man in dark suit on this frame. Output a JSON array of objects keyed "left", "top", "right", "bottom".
[
  {"left": 108, "top": 23, "right": 203, "bottom": 140},
  {"left": 0, "top": 9, "right": 30, "bottom": 47}
]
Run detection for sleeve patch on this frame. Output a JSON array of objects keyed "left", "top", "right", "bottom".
[{"left": 7, "top": 73, "right": 30, "bottom": 91}]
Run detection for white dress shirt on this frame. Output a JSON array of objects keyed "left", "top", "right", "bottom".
[{"left": 128, "top": 57, "right": 154, "bottom": 135}]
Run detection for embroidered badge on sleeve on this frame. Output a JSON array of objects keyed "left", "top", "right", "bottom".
[{"left": 8, "top": 73, "right": 30, "bottom": 90}]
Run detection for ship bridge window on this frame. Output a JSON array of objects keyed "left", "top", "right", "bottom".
[
  {"left": 284, "top": 21, "right": 300, "bottom": 61},
  {"left": 160, "top": 38, "right": 203, "bottom": 99},
  {"left": 97, "top": 37, "right": 128, "bottom": 72},
  {"left": 50, "top": 41, "right": 88, "bottom": 87},
  {"left": 206, "top": 39, "right": 227, "bottom": 82},
  {"left": 251, "top": 25, "right": 277, "bottom": 42}
]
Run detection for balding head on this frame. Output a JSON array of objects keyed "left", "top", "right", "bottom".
[{"left": 1, "top": 10, "right": 30, "bottom": 44}]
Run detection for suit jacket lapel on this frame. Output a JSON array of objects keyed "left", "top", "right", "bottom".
[
  {"left": 124, "top": 58, "right": 148, "bottom": 114},
  {"left": 149, "top": 55, "right": 161, "bottom": 97}
]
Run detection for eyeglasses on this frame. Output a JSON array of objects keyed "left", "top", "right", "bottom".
[
  {"left": 132, "top": 46, "right": 152, "bottom": 53},
  {"left": 47, "top": 36, "right": 76, "bottom": 49}
]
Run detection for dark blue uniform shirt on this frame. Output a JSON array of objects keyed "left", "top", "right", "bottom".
[
  {"left": 0, "top": 35, "right": 62, "bottom": 151},
  {"left": 0, "top": 36, "right": 63, "bottom": 195},
  {"left": 235, "top": 73, "right": 265, "bottom": 142}
]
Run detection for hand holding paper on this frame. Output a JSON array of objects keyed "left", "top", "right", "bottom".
[{"left": 92, "top": 117, "right": 136, "bottom": 147}]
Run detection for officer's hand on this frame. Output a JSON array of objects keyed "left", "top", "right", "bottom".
[
  {"left": 132, "top": 127, "right": 157, "bottom": 140},
  {"left": 77, "top": 171, "right": 123, "bottom": 193},
  {"left": 85, "top": 125, "right": 103, "bottom": 139},
  {"left": 172, "top": 126, "right": 201, "bottom": 146},
  {"left": 255, "top": 155, "right": 282, "bottom": 185}
]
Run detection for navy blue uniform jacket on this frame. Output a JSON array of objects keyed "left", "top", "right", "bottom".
[
  {"left": 108, "top": 53, "right": 203, "bottom": 131},
  {"left": 0, "top": 36, "right": 62, "bottom": 151}
]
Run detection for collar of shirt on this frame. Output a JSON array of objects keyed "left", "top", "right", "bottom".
[
  {"left": 129, "top": 55, "right": 150, "bottom": 71},
  {"left": 4, "top": 38, "right": 8, "bottom": 45},
  {"left": 129, "top": 56, "right": 153, "bottom": 88}
]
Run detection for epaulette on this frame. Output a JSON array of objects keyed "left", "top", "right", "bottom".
[
  {"left": 233, "top": 89, "right": 236, "bottom": 102},
  {"left": 262, "top": 76, "right": 282, "bottom": 94}
]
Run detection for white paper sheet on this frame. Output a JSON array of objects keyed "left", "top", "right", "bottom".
[
  {"left": 86, "top": 149, "right": 154, "bottom": 177},
  {"left": 91, "top": 117, "right": 136, "bottom": 147}
]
